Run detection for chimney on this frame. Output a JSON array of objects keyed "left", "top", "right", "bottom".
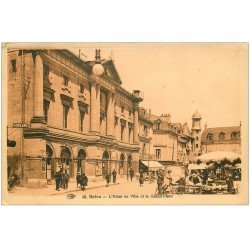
[{"left": 160, "top": 113, "right": 171, "bottom": 123}]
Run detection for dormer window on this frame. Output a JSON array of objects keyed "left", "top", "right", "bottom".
[
  {"left": 219, "top": 132, "right": 225, "bottom": 140},
  {"left": 231, "top": 131, "right": 238, "bottom": 139},
  {"left": 207, "top": 133, "right": 213, "bottom": 140}
]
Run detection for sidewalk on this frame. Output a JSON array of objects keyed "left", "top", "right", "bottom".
[{"left": 8, "top": 178, "right": 133, "bottom": 196}]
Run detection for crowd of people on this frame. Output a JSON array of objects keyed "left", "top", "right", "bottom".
[{"left": 54, "top": 169, "right": 88, "bottom": 191}]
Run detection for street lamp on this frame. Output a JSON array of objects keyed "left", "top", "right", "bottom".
[{"left": 92, "top": 49, "right": 104, "bottom": 76}]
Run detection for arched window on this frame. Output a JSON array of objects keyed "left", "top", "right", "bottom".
[
  {"left": 219, "top": 132, "right": 225, "bottom": 140},
  {"left": 207, "top": 133, "right": 213, "bottom": 141},
  {"left": 231, "top": 131, "right": 238, "bottom": 139},
  {"left": 77, "top": 149, "right": 87, "bottom": 174}
]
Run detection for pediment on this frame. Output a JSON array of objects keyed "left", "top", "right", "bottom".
[{"left": 102, "top": 60, "right": 122, "bottom": 84}]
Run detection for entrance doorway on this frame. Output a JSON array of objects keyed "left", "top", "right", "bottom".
[
  {"left": 102, "top": 151, "right": 110, "bottom": 176},
  {"left": 60, "top": 146, "right": 73, "bottom": 178},
  {"left": 77, "top": 149, "right": 87, "bottom": 174}
]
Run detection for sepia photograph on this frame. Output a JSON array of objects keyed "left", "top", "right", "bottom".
[{"left": 2, "top": 42, "right": 248, "bottom": 205}]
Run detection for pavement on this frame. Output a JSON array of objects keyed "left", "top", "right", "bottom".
[{"left": 8, "top": 177, "right": 154, "bottom": 196}]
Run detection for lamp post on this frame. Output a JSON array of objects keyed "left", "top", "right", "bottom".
[{"left": 92, "top": 49, "right": 104, "bottom": 76}]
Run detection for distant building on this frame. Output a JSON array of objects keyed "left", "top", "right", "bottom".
[
  {"left": 201, "top": 125, "right": 241, "bottom": 154},
  {"left": 191, "top": 111, "right": 202, "bottom": 157},
  {"left": 150, "top": 113, "right": 194, "bottom": 165},
  {"left": 173, "top": 122, "right": 194, "bottom": 163},
  {"left": 138, "top": 107, "right": 154, "bottom": 161}
]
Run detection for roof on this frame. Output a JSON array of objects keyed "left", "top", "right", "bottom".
[
  {"left": 141, "top": 160, "right": 164, "bottom": 170},
  {"left": 86, "top": 59, "right": 122, "bottom": 84},
  {"left": 201, "top": 126, "right": 240, "bottom": 141},
  {"left": 192, "top": 110, "right": 202, "bottom": 119}
]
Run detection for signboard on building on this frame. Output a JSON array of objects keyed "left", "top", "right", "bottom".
[{"left": 13, "top": 123, "right": 29, "bottom": 128}]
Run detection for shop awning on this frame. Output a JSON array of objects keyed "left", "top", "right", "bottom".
[
  {"left": 141, "top": 160, "right": 164, "bottom": 170},
  {"left": 188, "top": 163, "right": 207, "bottom": 170}
]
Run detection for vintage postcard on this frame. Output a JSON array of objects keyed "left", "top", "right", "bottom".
[{"left": 1, "top": 42, "right": 248, "bottom": 205}]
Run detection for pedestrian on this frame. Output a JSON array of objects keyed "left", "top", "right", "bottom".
[
  {"left": 129, "top": 168, "right": 134, "bottom": 181},
  {"left": 139, "top": 172, "right": 144, "bottom": 187},
  {"left": 202, "top": 169, "right": 209, "bottom": 185},
  {"left": 64, "top": 171, "right": 69, "bottom": 189},
  {"left": 226, "top": 174, "right": 234, "bottom": 194},
  {"left": 60, "top": 168, "right": 65, "bottom": 188},
  {"left": 105, "top": 173, "right": 111, "bottom": 187},
  {"left": 8, "top": 173, "right": 17, "bottom": 191},
  {"left": 156, "top": 169, "right": 164, "bottom": 194},
  {"left": 76, "top": 172, "right": 81, "bottom": 188},
  {"left": 80, "top": 173, "right": 88, "bottom": 190},
  {"left": 54, "top": 170, "right": 61, "bottom": 191},
  {"left": 112, "top": 169, "right": 117, "bottom": 183},
  {"left": 176, "top": 175, "right": 186, "bottom": 194}
]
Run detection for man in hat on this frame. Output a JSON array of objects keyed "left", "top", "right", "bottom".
[
  {"left": 64, "top": 170, "right": 69, "bottom": 189},
  {"left": 105, "top": 173, "right": 111, "bottom": 187},
  {"left": 111, "top": 169, "right": 117, "bottom": 183},
  {"left": 54, "top": 170, "right": 61, "bottom": 191},
  {"left": 129, "top": 168, "right": 134, "bottom": 181},
  {"left": 76, "top": 172, "right": 81, "bottom": 188},
  {"left": 80, "top": 173, "right": 88, "bottom": 190},
  {"left": 156, "top": 169, "right": 164, "bottom": 194}
]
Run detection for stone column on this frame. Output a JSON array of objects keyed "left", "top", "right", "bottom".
[
  {"left": 90, "top": 81, "right": 100, "bottom": 133},
  {"left": 133, "top": 103, "right": 139, "bottom": 143},
  {"left": 32, "top": 53, "right": 44, "bottom": 122},
  {"left": 106, "top": 92, "right": 115, "bottom": 136}
]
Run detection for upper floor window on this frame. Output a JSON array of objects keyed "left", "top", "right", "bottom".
[
  {"left": 43, "top": 100, "right": 50, "bottom": 123},
  {"left": 63, "top": 75, "right": 69, "bottom": 86},
  {"left": 156, "top": 123, "right": 161, "bottom": 130},
  {"left": 121, "top": 106, "right": 125, "bottom": 114},
  {"left": 80, "top": 84, "right": 84, "bottom": 94},
  {"left": 156, "top": 149, "right": 161, "bottom": 159},
  {"left": 196, "top": 137, "right": 199, "bottom": 140},
  {"left": 207, "top": 133, "right": 213, "bottom": 140},
  {"left": 121, "top": 124, "right": 125, "bottom": 141},
  {"left": 11, "top": 59, "right": 17, "bottom": 72},
  {"left": 79, "top": 111, "right": 85, "bottom": 132},
  {"left": 63, "top": 105, "right": 69, "bottom": 128},
  {"left": 43, "top": 65, "right": 50, "bottom": 77},
  {"left": 219, "top": 132, "right": 225, "bottom": 140},
  {"left": 128, "top": 128, "right": 132, "bottom": 143},
  {"left": 195, "top": 144, "right": 199, "bottom": 148}
]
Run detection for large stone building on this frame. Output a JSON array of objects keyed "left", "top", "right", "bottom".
[
  {"left": 201, "top": 125, "right": 241, "bottom": 154},
  {"left": 7, "top": 49, "right": 143, "bottom": 188}
]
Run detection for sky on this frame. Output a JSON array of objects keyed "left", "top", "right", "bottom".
[{"left": 72, "top": 43, "right": 247, "bottom": 129}]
